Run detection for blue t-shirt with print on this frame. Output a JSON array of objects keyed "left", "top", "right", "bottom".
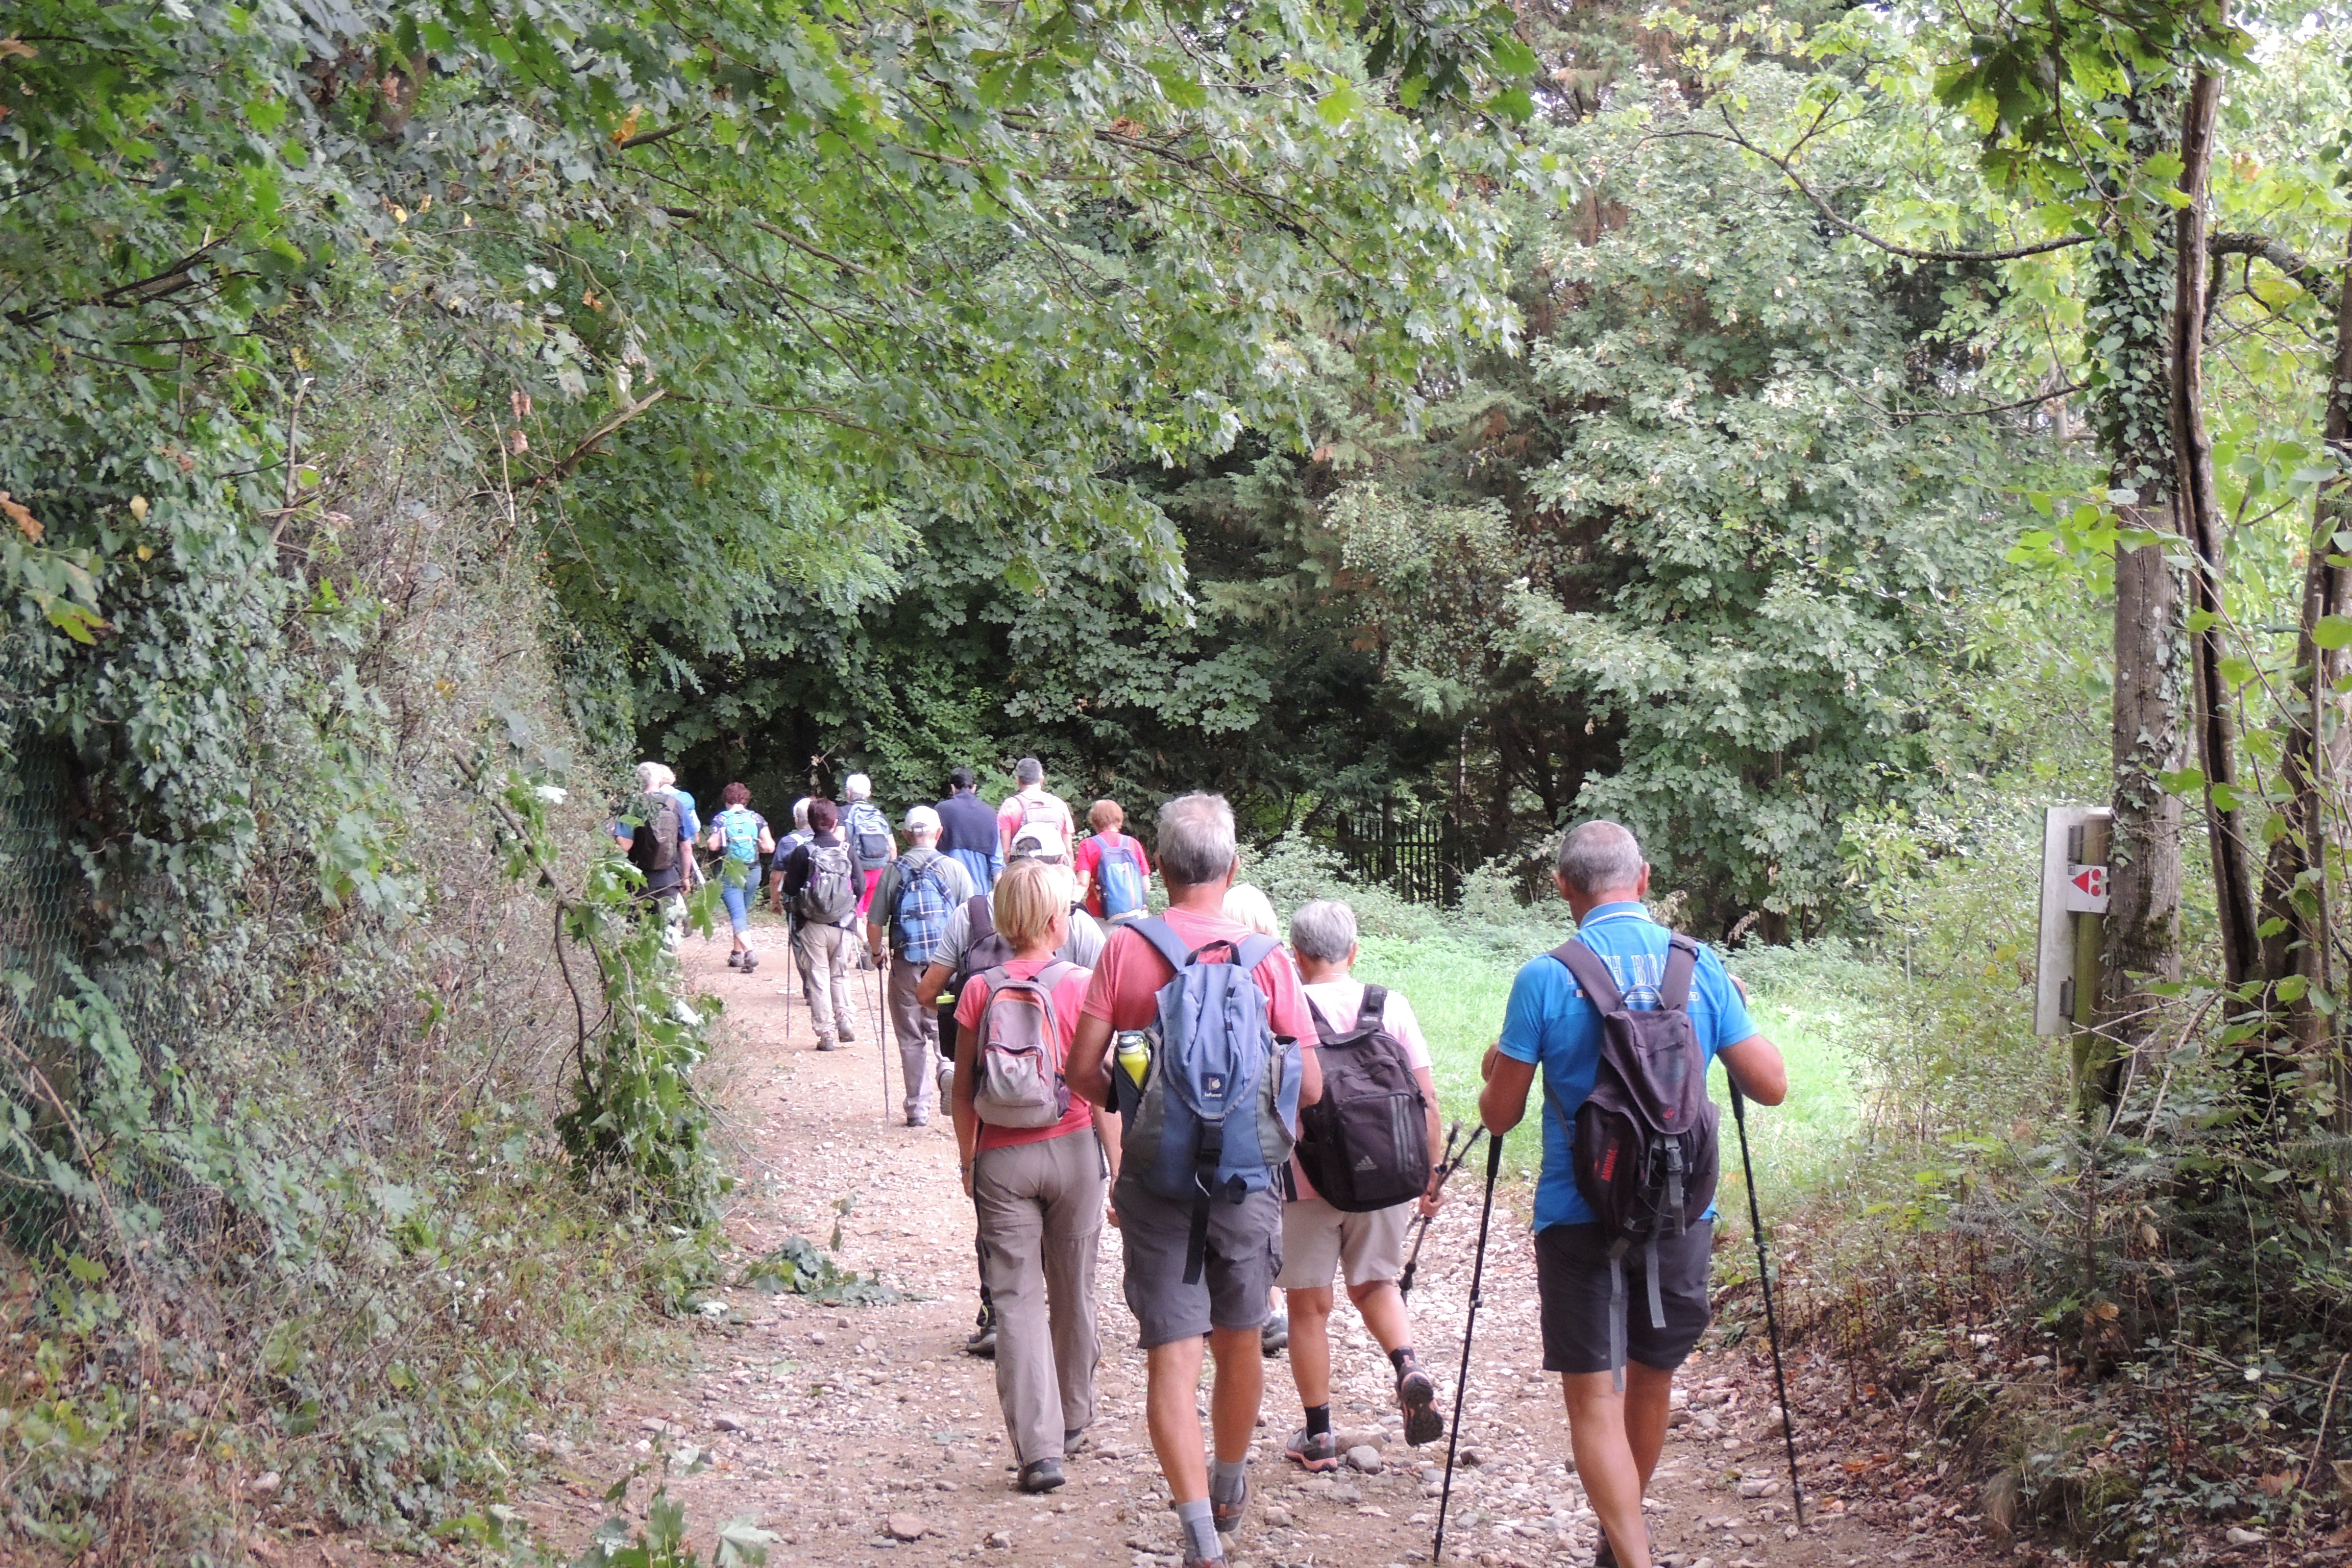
[{"left": 1498, "top": 902, "right": 1756, "bottom": 1232}]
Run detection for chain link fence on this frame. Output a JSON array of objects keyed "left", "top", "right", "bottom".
[{"left": 1, "top": 727, "right": 82, "bottom": 1261}]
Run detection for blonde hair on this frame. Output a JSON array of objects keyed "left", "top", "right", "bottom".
[
  {"left": 1222, "top": 882, "right": 1279, "bottom": 938},
  {"left": 993, "top": 858, "right": 1072, "bottom": 950}
]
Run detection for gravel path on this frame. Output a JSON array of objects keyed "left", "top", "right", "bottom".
[{"left": 521, "top": 929, "right": 2001, "bottom": 1568}]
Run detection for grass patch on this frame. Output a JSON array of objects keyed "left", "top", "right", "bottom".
[{"left": 1352, "top": 928, "right": 1865, "bottom": 1222}]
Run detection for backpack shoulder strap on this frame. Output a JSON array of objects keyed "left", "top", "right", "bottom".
[
  {"left": 1362, "top": 984, "right": 1388, "bottom": 1024},
  {"left": 968, "top": 893, "right": 995, "bottom": 939},
  {"left": 1550, "top": 937, "right": 1625, "bottom": 1012},
  {"left": 1303, "top": 992, "right": 1339, "bottom": 1043},
  {"left": 1126, "top": 915, "right": 1195, "bottom": 973},
  {"left": 1660, "top": 933, "right": 1700, "bottom": 1012},
  {"left": 1231, "top": 933, "right": 1281, "bottom": 972}
]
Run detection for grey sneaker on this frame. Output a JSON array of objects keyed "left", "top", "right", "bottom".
[
  {"left": 1209, "top": 1474, "right": 1248, "bottom": 1534},
  {"left": 1284, "top": 1428, "right": 1339, "bottom": 1472},
  {"left": 740, "top": 949, "right": 759, "bottom": 974},
  {"left": 1017, "top": 1458, "right": 1064, "bottom": 1494},
  {"left": 1260, "top": 1316, "right": 1288, "bottom": 1356}
]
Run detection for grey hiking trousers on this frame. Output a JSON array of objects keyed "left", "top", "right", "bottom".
[
  {"left": 792, "top": 920, "right": 857, "bottom": 1045},
  {"left": 973, "top": 1130, "right": 1105, "bottom": 1464}
]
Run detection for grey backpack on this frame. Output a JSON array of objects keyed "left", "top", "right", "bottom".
[
  {"left": 972, "top": 963, "right": 1077, "bottom": 1129},
  {"left": 795, "top": 841, "right": 859, "bottom": 925}
]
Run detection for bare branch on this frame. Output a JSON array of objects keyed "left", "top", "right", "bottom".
[{"left": 526, "top": 388, "right": 671, "bottom": 487}]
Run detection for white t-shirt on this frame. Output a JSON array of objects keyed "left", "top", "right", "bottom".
[{"left": 1302, "top": 979, "right": 1432, "bottom": 1070}]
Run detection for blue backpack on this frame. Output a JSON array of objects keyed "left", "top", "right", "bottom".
[
  {"left": 717, "top": 806, "right": 765, "bottom": 865},
  {"left": 894, "top": 853, "right": 954, "bottom": 966},
  {"left": 1116, "top": 917, "right": 1303, "bottom": 1283},
  {"left": 1094, "top": 831, "right": 1147, "bottom": 920}
]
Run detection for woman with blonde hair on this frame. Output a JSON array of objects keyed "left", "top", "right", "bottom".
[
  {"left": 951, "top": 857, "right": 1115, "bottom": 1495},
  {"left": 1221, "top": 881, "right": 1279, "bottom": 938}
]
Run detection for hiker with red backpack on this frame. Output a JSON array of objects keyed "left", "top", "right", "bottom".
[
  {"left": 1063, "top": 793, "right": 1326, "bottom": 1568},
  {"left": 997, "top": 757, "right": 1075, "bottom": 858},
  {"left": 948, "top": 857, "right": 1115, "bottom": 1496},
  {"left": 867, "top": 805, "right": 974, "bottom": 1128},
  {"left": 1074, "top": 798, "right": 1153, "bottom": 923},
  {"left": 776, "top": 798, "right": 864, "bottom": 1051},
  {"left": 1477, "top": 821, "right": 1787, "bottom": 1568},
  {"left": 1277, "top": 897, "right": 1451, "bottom": 1468}
]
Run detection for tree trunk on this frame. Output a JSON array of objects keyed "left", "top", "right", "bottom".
[
  {"left": 2169, "top": 67, "right": 2260, "bottom": 989},
  {"left": 2102, "top": 516, "right": 2188, "bottom": 1096}
]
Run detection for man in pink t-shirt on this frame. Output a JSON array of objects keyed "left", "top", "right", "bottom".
[
  {"left": 997, "top": 755, "right": 1077, "bottom": 856},
  {"left": 1067, "top": 794, "right": 1321, "bottom": 1568}
]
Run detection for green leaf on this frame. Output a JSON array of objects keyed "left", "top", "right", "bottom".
[
  {"left": 1488, "top": 38, "right": 1539, "bottom": 78},
  {"left": 2312, "top": 615, "right": 2352, "bottom": 651},
  {"left": 2274, "top": 974, "right": 2308, "bottom": 1003},
  {"left": 2158, "top": 766, "right": 2206, "bottom": 795},
  {"left": 1316, "top": 80, "right": 1365, "bottom": 127},
  {"left": 2217, "top": 655, "right": 2259, "bottom": 688},
  {"left": 1148, "top": 62, "right": 1207, "bottom": 111}
]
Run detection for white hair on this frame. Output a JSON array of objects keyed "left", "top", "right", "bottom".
[
  {"left": 792, "top": 796, "right": 812, "bottom": 830},
  {"left": 1558, "top": 820, "right": 1645, "bottom": 895},
  {"left": 634, "top": 761, "right": 673, "bottom": 794},
  {"left": 844, "top": 772, "right": 872, "bottom": 801},
  {"left": 1157, "top": 793, "right": 1238, "bottom": 887},
  {"left": 1222, "top": 883, "right": 1278, "bottom": 938},
  {"left": 1289, "top": 899, "right": 1358, "bottom": 964}
]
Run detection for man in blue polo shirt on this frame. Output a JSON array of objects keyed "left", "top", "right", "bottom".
[{"left": 1479, "top": 820, "right": 1787, "bottom": 1568}]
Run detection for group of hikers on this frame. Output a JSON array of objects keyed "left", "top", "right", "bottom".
[{"left": 616, "top": 764, "right": 1788, "bottom": 1568}]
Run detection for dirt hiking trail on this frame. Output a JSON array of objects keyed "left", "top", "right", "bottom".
[{"left": 519, "top": 929, "right": 2008, "bottom": 1568}]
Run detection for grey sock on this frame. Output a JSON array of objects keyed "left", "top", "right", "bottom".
[
  {"left": 1174, "top": 1497, "right": 1219, "bottom": 1560},
  {"left": 1210, "top": 1457, "right": 1247, "bottom": 1504}
]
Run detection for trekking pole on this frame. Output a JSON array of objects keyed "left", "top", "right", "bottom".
[
  {"left": 1730, "top": 1080, "right": 1804, "bottom": 1526},
  {"left": 1400, "top": 1121, "right": 1483, "bottom": 1300},
  {"left": 1432, "top": 1126, "right": 1504, "bottom": 1565}
]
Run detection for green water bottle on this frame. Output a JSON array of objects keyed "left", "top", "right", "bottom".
[{"left": 1115, "top": 1031, "right": 1152, "bottom": 1098}]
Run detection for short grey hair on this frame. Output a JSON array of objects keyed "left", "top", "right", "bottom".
[
  {"left": 1157, "top": 793, "right": 1238, "bottom": 887},
  {"left": 1558, "top": 819, "right": 1646, "bottom": 895},
  {"left": 1015, "top": 756, "right": 1045, "bottom": 786},
  {"left": 1290, "top": 899, "right": 1358, "bottom": 964},
  {"left": 792, "top": 796, "right": 812, "bottom": 830},
  {"left": 635, "top": 761, "right": 673, "bottom": 794},
  {"left": 844, "top": 772, "right": 873, "bottom": 801}
]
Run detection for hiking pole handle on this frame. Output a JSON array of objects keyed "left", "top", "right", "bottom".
[
  {"left": 1432, "top": 1126, "right": 1505, "bottom": 1565},
  {"left": 1729, "top": 1079, "right": 1804, "bottom": 1528}
]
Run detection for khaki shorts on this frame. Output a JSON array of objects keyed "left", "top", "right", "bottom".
[{"left": 1276, "top": 1194, "right": 1412, "bottom": 1291}]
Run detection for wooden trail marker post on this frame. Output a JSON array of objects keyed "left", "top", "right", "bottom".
[{"left": 2036, "top": 806, "right": 2114, "bottom": 1100}]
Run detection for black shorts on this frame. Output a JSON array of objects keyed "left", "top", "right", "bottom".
[{"left": 1534, "top": 1220, "right": 1713, "bottom": 1375}]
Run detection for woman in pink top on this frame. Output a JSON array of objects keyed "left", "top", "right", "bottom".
[{"left": 951, "top": 859, "right": 1114, "bottom": 1497}]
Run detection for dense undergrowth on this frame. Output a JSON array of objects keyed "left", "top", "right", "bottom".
[{"left": 0, "top": 357, "right": 727, "bottom": 1561}]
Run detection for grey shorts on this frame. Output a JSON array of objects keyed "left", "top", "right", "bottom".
[
  {"left": 1535, "top": 1220, "right": 1714, "bottom": 1375},
  {"left": 1115, "top": 1176, "right": 1281, "bottom": 1349}
]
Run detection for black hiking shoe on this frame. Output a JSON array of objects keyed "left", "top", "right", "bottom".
[
  {"left": 727, "top": 950, "right": 743, "bottom": 969},
  {"left": 964, "top": 1306, "right": 996, "bottom": 1358},
  {"left": 1397, "top": 1359, "right": 1443, "bottom": 1446},
  {"left": 1017, "top": 1459, "right": 1064, "bottom": 1494}
]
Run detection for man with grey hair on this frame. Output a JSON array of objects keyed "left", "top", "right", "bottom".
[
  {"left": 866, "top": 805, "right": 973, "bottom": 1128},
  {"left": 1065, "top": 793, "right": 1326, "bottom": 1568},
  {"left": 997, "top": 755, "right": 1075, "bottom": 858},
  {"left": 1277, "top": 898, "right": 1451, "bottom": 1469},
  {"left": 615, "top": 762, "right": 695, "bottom": 935},
  {"left": 1478, "top": 821, "right": 1788, "bottom": 1568}
]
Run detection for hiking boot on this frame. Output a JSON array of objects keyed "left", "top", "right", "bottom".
[
  {"left": 740, "top": 949, "right": 758, "bottom": 974},
  {"left": 837, "top": 1025, "right": 857, "bottom": 1042},
  {"left": 1397, "top": 1359, "right": 1443, "bottom": 1447},
  {"left": 816, "top": 1036, "right": 841, "bottom": 1052},
  {"left": 964, "top": 1308, "right": 997, "bottom": 1359},
  {"left": 1017, "top": 1459, "right": 1064, "bottom": 1494},
  {"left": 1284, "top": 1428, "right": 1340, "bottom": 1473},
  {"left": 1260, "top": 1316, "right": 1288, "bottom": 1356},
  {"left": 936, "top": 1060, "right": 954, "bottom": 1099},
  {"left": 1063, "top": 1427, "right": 1089, "bottom": 1456},
  {"left": 727, "top": 950, "right": 743, "bottom": 969},
  {"left": 1209, "top": 1475, "right": 1248, "bottom": 1534},
  {"left": 907, "top": 1111, "right": 929, "bottom": 1129}
]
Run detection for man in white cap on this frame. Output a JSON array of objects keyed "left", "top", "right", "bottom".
[{"left": 867, "top": 805, "right": 974, "bottom": 1128}]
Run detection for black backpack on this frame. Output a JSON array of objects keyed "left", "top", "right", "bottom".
[
  {"left": 642, "top": 796, "right": 680, "bottom": 873},
  {"left": 1546, "top": 932, "right": 1719, "bottom": 1387},
  {"left": 1292, "top": 987, "right": 1431, "bottom": 1213}
]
